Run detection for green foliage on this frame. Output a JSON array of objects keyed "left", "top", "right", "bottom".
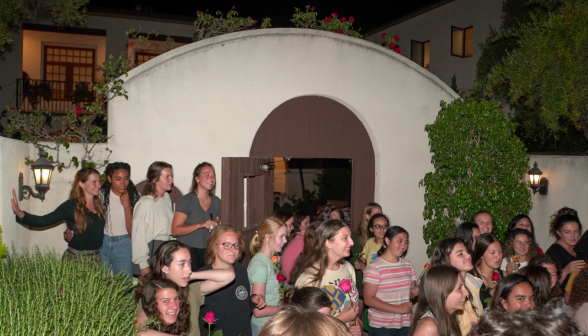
[
  {"left": 193, "top": 7, "right": 270, "bottom": 42},
  {"left": 419, "top": 99, "right": 532, "bottom": 256},
  {"left": 0, "top": 247, "right": 135, "bottom": 335},
  {"left": 0, "top": 223, "right": 7, "bottom": 258},
  {"left": 291, "top": 6, "right": 363, "bottom": 38},
  {"left": 314, "top": 167, "right": 352, "bottom": 204}
]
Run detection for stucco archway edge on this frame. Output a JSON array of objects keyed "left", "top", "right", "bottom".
[{"left": 108, "top": 28, "right": 458, "bottom": 269}]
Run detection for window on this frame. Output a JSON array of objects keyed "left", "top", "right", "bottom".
[
  {"left": 44, "top": 46, "right": 95, "bottom": 99},
  {"left": 411, "top": 40, "right": 430, "bottom": 68},
  {"left": 451, "top": 26, "right": 473, "bottom": 57},
  {"left": 135, "top": 52, "right": 159, "bottom": 66}
]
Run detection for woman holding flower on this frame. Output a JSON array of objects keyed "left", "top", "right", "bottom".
[
  {"left": 363, "top": 226, "right": 418, "bottom": 336},
  {"left": 248, "top": 217, "right": 288, "bottom": 336},
  {"left": 501, "top": 229, "right": 539, "bottom": 274},
  {"left": 291, "top": 219, "right": 362, "bottom": 336},
  {"left": 472, "top": 234, "right": 504, "bottom": 309}
]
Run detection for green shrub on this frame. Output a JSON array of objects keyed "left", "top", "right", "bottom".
[
  {"left": 0, "top": 247, "right": 136, "bottom": 335},
  {"left": 419, "top": 99, "right": 532, "bottom": 256}
]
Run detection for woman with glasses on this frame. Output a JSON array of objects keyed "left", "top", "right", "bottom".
[
  {"left": 199, "top": 225, "right": 266, "bottom": 336},
  {"left": 362, "top": 214, "right": 390, "bottom": 266},
  {"left": 501, "top": 229, "right": 540, "bottom": 274}
]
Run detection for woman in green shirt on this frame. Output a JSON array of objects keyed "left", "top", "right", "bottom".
[{"left": 11, "top": 168, "right": 105, "bottom": 263}]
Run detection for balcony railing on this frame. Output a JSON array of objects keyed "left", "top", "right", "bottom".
[{"left": 15, "top": 78, "right": 99, "bottom": 113}]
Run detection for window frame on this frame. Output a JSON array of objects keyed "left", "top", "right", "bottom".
[
  {"left": 411, "top": 40, "right": 430, "bottom": 68},
  {"left": 135, "top": 52, "right": 160, "bottom": 66},
  {"left": 450, "top": 26, "right": 473, "bottom": 58},
  {"left": 43, "top": 45, "right": 96, "bottom": 101}
]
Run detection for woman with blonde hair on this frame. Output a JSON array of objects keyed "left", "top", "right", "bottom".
[
  {"left": 247, "top": 217, "right": 288, "bottom": 336},
  {"left": 259, "top": 306, "right": 352, "bottom": 336},
  {"left": 11, "top": 167, "right": 105, "bottom": 263},
  {"left": 199, "top": 225, "right": 266, "bottom": 336},
  {"left": 133, "top": 161, "right": 175, "bottom": 278}
]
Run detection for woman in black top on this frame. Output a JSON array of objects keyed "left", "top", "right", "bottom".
[
  {"left": 545, "top": 214, "right": 585, "bottom": 292},
  {"left": 11, "top": 168, "right": 105, "bottom": 262}
]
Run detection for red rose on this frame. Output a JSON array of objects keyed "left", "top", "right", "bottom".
[
  {"left": 11, "top": 107, "right": 16, "bottom": 110},
  {"left": 388, "top": 42, "right": 395, "bottom": 49},
  {"left": 76, "top": 106, "right": 82, "bottom": 115},
  {"left": 311, "top": 6, "right": 315, "bottom": 10},
  {"left": 324, "top": 17, "right": 332, "bottom": 23},
  {"left": 394, "top": 35, "right": 400, "bottom": 42},
  {"left": 492, "top": 272, "right": 500, "bottom": 282},
  {"left": 341, "top": 17, "right": 346, "bottom": 22},
  {"left": 337, "top": 30, "right": 343, "bottom": 34},
  {"left": 380, "top": 33, "right": 386, "bottom": 38},
  {"left": 331, "top": 13, "right": 338, "bottom": 18},
  {"left": 349, "top": 16, "right": 354, "bottom": 23},
  {"left": 276, "top": 273, "right": 286, "bottom": 282},
  {"left": 394, "top": 47, "right": 401, "bottom": 53}
]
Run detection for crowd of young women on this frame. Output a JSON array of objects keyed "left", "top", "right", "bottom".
[{"left": 10, "top": 165, "right": 588, "bottom": 335}]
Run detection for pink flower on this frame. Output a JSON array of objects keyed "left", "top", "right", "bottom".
[
  {"left": 331, "top": 13, "right": 338, "bottom": 18},
  {"left": 60, "top": 287, "right": 63, "bottom": 292},
  {"left": 311, "top": 6, "right": 315, "bottom": 10},
  {"left": 75, "top": 106, "right": 82, "bottom": 115},
  {"left": 388, "top": 42, "right": 395, "bottom": 49},
  {"left": 276, "top": 273, "right": 286, "bottom": 282},
  {"left": 339, "top": 279, "right": 352, "bottom": 293},
  {"left": 204, "top": 311, "right": 215, "bottom": 324},
  {"left": 394, "top": 35, "right": 400, "bottom": 42},
  {"left": 337, "top": 30, "right": 343, "bottom": 34},
  {"left": 324, "top": 17, "right": 332, "bottom": 23},
  {"left": 341, "top": 17, "right": 346, "bottom": 22},
  {"left": 380, "top": 33, "right": 386, "bottom": 38},
  {"left": 11, "top": 107, "right": 16, "bottom": 110},
  {"left": 394, "top": 47, "right": 401, "bottom": 53},
  {"left": 349, "top": 16, "right": 354, "bottom": 23}
]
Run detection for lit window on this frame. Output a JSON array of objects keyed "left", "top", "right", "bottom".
[
  {"left": 135, "top": 53, "right": 159, "bottom": 66},
  {"left": 411, "top": 40, "right": 430, "bottom": 68},
  {"left": 451, "top": 26, "right": 473, "bottom": 58}
]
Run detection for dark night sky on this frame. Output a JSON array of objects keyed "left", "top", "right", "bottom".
[{"left": 89, "top": 0, "right": 442, "bottom": 34}]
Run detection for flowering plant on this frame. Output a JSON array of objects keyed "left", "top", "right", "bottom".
[
  {"left": 379, "top": 33, "right": 402, "bottom": 53},
  {"left": 315, "top": 203, "right": 351, "bottom": 223},
  {"left": 291, "top": 6, "right": 362, "bottom": 38},
  {"left": 272, "top": 255, "right": 288, "bottom": 303},
  {"left": 511, "top": 255, "right": 521, "bottom": 273}
]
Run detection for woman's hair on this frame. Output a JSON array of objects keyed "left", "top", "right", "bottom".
[
  {"left": 69, "top": 168, "right": 105, "bottom": 235},
  {"left": 259, "top": 306, "right": 351, "bottom": 336},
  {"left": 100, "top": 162, "right": 141, "bottom": 236},
  {"left": 549, "top": 214, "right": 581, "bottom": 240},
  {"left": 528, "top": 254, "right": 563, "bottom": 299},
  {"left": 190, "top": 162, "right": 215, "bottom": 196},
  {"left": 518, "top": 265, "right": 551, "bottom": 310},
  {"left": 431, "top": 238, "right": 467, "bottom": 267},
  {"left": 142, "top": 161, "right": 173, "bottom": 199},
  {"left": 472, "top": 233, "right": 501, "bottom": 268},
  {"left": 249, "top": 217, "right": 286, "bottom": 256},
  {"left": 139, "top": 241, "right": 191, "bottom": 301},
  {"left": 290, "top": 210, "right": 308, "bottom": 238},
  {"left": 549, "top": 207, "right": 578, "bottom": 237},
  {"left": 472, "top": 210, "right": 494, "bottom": 223},
  {"left": 502, "top": 229, "right": 540, "bottom": 261},
  {"left": 455, "top": 222, "right": 479, "bottom": 254},
  {"left": 377, "top": 225, "right": 408, "bottom": 257},
  {"left": 286, "top": 287, "right": 331, "bottom": 311},
  {"left": 507, "top": 214, "right": 535, "bottom": 240},
  {"left": 409, "top": 265, "right": 461, "bottom": 336},
  {"left": 289, "top": 219, "right": 348, "bottom": 287},
  {"left": 205, "top": 224, "right": 244, "bottom": 265},
  {"left": 490, "top": 273, "right": 533, "bottom": 312},
  {"left": 272, "top": 210, "right": 293, "bottom": 225},
  {"left": 367, "top": 213, "right": 389, "bottom": 239},
  {"left": 471, "top": 308, "right": 584, "bottom": 336},
  {"left": 141, "top": 278, "right": 190, "bottom": 335},
  {"left": 569, "top": 266, "right": 588, "bottom": 308},
  {"left": 356, "top": 202, "right": 382, "bottom": 247},
  {"left": 329, "top": 208, "right": 345, "bottom": 221}
]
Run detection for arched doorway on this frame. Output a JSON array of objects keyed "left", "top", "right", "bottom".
[{"left": 251, "top": 96, "right": 375, "bottom": 229}]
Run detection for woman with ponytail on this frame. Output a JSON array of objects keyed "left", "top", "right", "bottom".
[
  {"left": 11, "top": 168, "right": 105, "bottom": 262},
  {"left": 247, "top": 217, "right": 288, "bottom": 336}
]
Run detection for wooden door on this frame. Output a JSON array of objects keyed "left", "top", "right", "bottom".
[{"left": 221, "top": 157, "right": 274, "bottom": 264}]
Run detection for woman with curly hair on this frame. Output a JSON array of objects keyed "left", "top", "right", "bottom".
[
  {"left": 567, "top": 266, "right": 588, "bottom": 334},
  {"left": 501, "top": 229, "right": 539, "bottom": 274},
  {"left": 139, "top": 278, "right": 190, "bottom": 335},
  {"left": 545, "top": 213, "right": 585, "bottom": 292}
]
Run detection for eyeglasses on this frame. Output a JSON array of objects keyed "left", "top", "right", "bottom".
[
  {"left": 514, "top": 241, "right": 529, "bottom": 246},
  {"left": 373, "top": 225, "right": 389, "bottom": 230},
  {"left": 221, "top": 243, "right": 241, "bottom": 250}
]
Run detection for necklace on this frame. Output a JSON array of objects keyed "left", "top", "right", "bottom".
[{"left": 477, "top": 267, "right": 494, "bottom": 288}]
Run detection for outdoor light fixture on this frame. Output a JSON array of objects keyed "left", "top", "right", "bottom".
[
  {"left": 260, "top": 162, "right": 276, "bottom": 171},
  {"left": 19, "top": 150, "right": 55, "bottom": 201},
  {"left": 528, "top": 161, "right": 548, "bottom": 195}
]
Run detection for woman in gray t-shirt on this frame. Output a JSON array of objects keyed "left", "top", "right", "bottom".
[{"left": 171, "top": 162, "right": 221, "bottom": 271}]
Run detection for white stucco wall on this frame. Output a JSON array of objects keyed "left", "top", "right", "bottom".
[
  {"left": 107, "top": 28, "right": 458, "bottom": 273},
  {"left": 528, "top": 155, "right": 588, "bottom": 250},
  {"left": 368, "top": 0, "right": 503, "bottom": 91}
]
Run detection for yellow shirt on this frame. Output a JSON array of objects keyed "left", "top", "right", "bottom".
[
  {"left": 566, "top": 271, "right": 580, "bottom": 293},
  {"left": 456, "top": 273, "right": 483, "bottom": 336},
  {"left": 362, "top": 238, "right": 382, "bottom": 266}
]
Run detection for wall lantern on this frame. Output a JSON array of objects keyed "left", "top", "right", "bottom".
[
  {"left": 528, "top": 161, "right": 548, "bottom": 195},
  {"left": 19, "top": 150, "right": 55, "bottom": 201}
]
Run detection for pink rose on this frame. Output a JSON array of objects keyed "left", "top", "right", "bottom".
[
  {"left": 204, "top": 311, "right": 215, "bottom": 324},
  {"left": 341, "top": 17, "right": 346, "bottom": 22},
  {"left": 394, "top": 47, "right": 401, "bottom": 53},
  {"left": 394, "top": 35, "right": 400, "bottom": 42},
  {"left": 349, "top": 16, "right": 354, "bottom": 23},
  {"left": 337, "top": 30, "right": 343, "bottom": 34},
  {"left": 380, "top": 33, "right": 386, "bottom": 38},
  {"left": 276, "top": 273, "right": 286, "bottom": 282},
  {"left": 339, "top": 279, "right": 352, "bottom": 293},
  {"left": 75, "top": 106, "right": 82, "bottom": 115},
  {"left": 324, "top": 17, "right": 332, "bottom": 23},
  {"left": 331, "top": 13, "right": 338, "bottom": 18}
]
